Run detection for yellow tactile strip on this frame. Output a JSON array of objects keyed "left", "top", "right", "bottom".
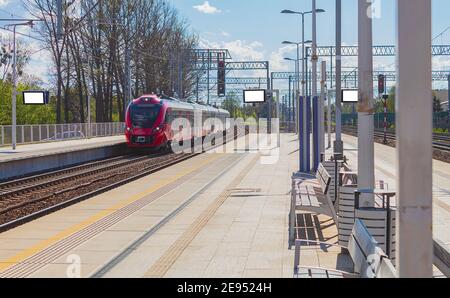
[
  {"left": 0, "top": 154, "right": 225, "bottom": 278},
  {"left": 144, "top": 154, "right": 260, "bottom": 278}
]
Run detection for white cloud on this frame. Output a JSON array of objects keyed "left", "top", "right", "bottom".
[
  {"left": 199, "top": 38, "right": 265, "bottom": 61},
  {"left": 269, "top": 45, "right": 298, "bottom": 72},
  {"left": 193, "top": 1, "right": 221, "bottom": 14},
  {"left": 0, "top": 0, "right": 9, "bottom": 7}
]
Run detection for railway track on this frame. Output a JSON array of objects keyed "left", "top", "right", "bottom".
[
  {"left": 0, "top": 129, "right": 246, "bottom": 232},
  {"left": 343, "top": 127, "right": 450, "bottom": 152}
]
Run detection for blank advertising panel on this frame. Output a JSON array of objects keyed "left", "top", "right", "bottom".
[
  {"left": 23, "top": 91, "right": 49, "bottom": 105},
  {"left": 341, "top": 89, "right": 359, "bottom": 103},
  {"left": 243, "top": 89, "right": 266, "bottom": 103}
]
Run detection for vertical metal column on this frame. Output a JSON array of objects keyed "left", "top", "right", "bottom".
[
  {"left": 304, "top": 47, "right": 310, "bottom": 172},
  {"left": 328, "top": 89, "right": 332, "bottom": 149},
  {"left": 124, "top": 47, "right": 131, "bottom": 109},
  {"left": 289, "top": 76, "right": 292, "bottom": 124},
  {"left": 396, "top": 0, "right": 433, "bottom": 278},
  {"left": 301, "top": 14, "right": 307, "bottom": 172},
  {"left": 448, "top": 74, "right": 450, "bottom": 133},
  {"left": 267, "top": 63, "right": 272, "bottom": 134},
  {"left": 357, "top": 0, "right": 375, "bottom": 207},
  {"left": 334, "top": 0, "right": 343, "bottom": 156},
  {"left": 313, "top": 96, "right": 319, "bottom": 170},
  {"left": 56, "top": 0, "right": 62, "bottom": 40},
  {"left": 306, "top": 96, "right": 311, "bottom": 171},
  {"left": 11, "top": 26, "right": 17, "bottom": 150},
  {"left": 87, "top": 94, "right": 91, "bottom": 138},
  {"left": 311, "top": 0, "right": 320, "bottom": 170},
  {"left": 207, "top": 50, "right": 210, "bottom": 105},
  {"left": 320, "top": 61, "right": 326, "bottom": 155}
]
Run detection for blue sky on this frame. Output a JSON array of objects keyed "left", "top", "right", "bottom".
[
  {"left": 0, "top": 0, "right": 449, "bottom": 89},
  {"left": 168, "top": 0, "right": 450, "bottom": 90},
  {"left": 170, "top": 0, "right": 450, "bottom": 50}
]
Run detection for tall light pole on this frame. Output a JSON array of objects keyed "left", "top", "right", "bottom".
[
  {"left": 283, "top": 40, "right": 312, "bottom": 136},
  {"left": 3, "top": 20, "right": 36, "bottom": 150},
  {"left": 281, "top": 7, "right": 325, "bottom": 173},
  {"left": 335, "top": 0, "right": 343, "bottom": 157},
  {"left": 311, "top": 0, "right": 320, "bottom": 169}
]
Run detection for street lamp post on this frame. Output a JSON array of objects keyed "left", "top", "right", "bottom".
[
  {"left": 283, "top": 40, "right": 312, "bottom": 137},
  {"left": 5, "top": 21, "right": 36, "bottom": 150},
  {"left": 282, "top": 7, "right": 325, "bottom": 173},
  {"left": 335, "top": 0, "right": 344, "bottom": 157}
]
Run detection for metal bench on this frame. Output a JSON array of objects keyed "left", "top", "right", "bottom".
[
  {"left": 294, "top": 219, "right": 397, "bottom": 278},
  {"left": 289, "top": 164, "right": 337, "bottom": 245}
]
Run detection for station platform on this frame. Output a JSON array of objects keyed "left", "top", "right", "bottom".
[
  {"left": 0, "top": 134, "right": 312, "bottom": 278},
  {"left": 337, "top": 134, "right": 450, "bottom": 249},
  {"left": 0, "top": 136, "right": 126, "bottom": 181}
]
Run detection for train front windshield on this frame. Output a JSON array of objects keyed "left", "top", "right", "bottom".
[{"left": 130, "top": 105, "right": 161, "bottom": 129}]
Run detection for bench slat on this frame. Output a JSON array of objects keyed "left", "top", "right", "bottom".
[{"left": 355, "top": 209, "right": 387, "bottom": 220}]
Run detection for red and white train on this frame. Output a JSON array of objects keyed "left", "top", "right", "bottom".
[{"left": 125, "top": 94, "right": 230, "bottom": 150}]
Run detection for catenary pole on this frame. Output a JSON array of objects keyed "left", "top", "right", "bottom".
[
  {"left": 312, "top": 0, "right": 318, "bottom": 169},
  {"left": 334, "top": 0, "right": 343, "bottom": 156}
]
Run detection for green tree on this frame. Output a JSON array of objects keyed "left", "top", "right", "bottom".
[
  {"left": 0, "top": 81, "right": 56, "bottom": 125},
  {"left": 222, "top": 91, "right": 242, "bottom": 118},
  {"left": 433, "top": 93, "right": 443, "bottom": 113}
]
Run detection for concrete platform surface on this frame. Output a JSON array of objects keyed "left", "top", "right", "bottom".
[
  {"left": 0, "top": 136, "right": 126, "bottom": 180},
  {"left": 0, "top": 134, "right": 312, "bottom": 278},
  {"left": 0, "top": 136, "right": 124, "bottom": 162}
]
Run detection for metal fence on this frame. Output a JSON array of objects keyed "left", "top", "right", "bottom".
[
  {"left": 342, "top": 112, "right": 450, "bottom": 132},
  {"left": 0, "top": 122, "right": 125, "bottom": 147}
]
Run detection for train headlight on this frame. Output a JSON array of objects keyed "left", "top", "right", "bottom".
[
  {"left": 126, "top": 127, "right": 132, "bottom": 132},
  {"left": 153, "top": 125, "right": 163, "bottom": 133}
]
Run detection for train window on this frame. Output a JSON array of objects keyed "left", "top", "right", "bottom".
[{"left": 130, "top": 105, "right": 161, "bottom": 128}]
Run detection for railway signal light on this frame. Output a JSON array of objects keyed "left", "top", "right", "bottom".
[
  {"left": 378, "top": 74, "right": 386, "bottom": 95},
  {"left": 217, "top": 60, "right": 226, "bottom": 97}
]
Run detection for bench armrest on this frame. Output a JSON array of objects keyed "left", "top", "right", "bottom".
[{"left": 294, "top": 239, "right": 348, "bottom": 269}]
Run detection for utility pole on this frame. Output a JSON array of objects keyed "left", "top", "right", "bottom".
[
  {"left": 207, "top": 50, "right": 210, "bottom": 105},
  {"left": 87, "top": 93, "right": 91, "bottom": 138},
  {"left": 301, "top": 13, "right": 307, "bottom": 172},
  {"left": 124, "top": 46, "right": 132, "bottom": 109},
  {"left": 327, "top": 88, "right": 332, "bottom": 149},
  {"left": 448, "top": 74, "right": 450, "bottom": 133},
  {"left": 312, "top": 0, "right": 318, "bottom": 169},
  {"left": 289, "top": 76, "right": 292, "bottom": 128},
  {"left": 5, "top": 20, "right": 37, "bottom": 150},
  {"left": 334, "top": 0, "right": 344, "bottom": 157},
  {"left": 396, "top": 0, "right": 433, "bottom": 278},
  {"left": 358, "top": 0, "right": 375, "bottom": 206},
  {"left": 12, "top": 25, "right": 17, "bottom": 150},
  {"left": 267, "top": 62, "right": 271, "bottom": 134},
  {"left": 179, "top": 51, "right": 183, "bottom": 99},
  {"left": 320, "top": 61, "right": 326, "bottom": 154},
  {"left": 56, "top": 0, "right": 62, "bottom": 40}
]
